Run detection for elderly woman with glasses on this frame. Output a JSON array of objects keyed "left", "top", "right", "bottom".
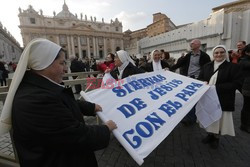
[{"left": 198, "top": 45, "right": 242, "bottom": 149}]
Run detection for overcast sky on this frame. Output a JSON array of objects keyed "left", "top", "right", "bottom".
[{"left": 0, "top": 0, "right": 235, "bottom": 47}]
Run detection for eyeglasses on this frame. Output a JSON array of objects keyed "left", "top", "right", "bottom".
[
  {"left": 214, "top": 51, "right": 225, "bottom": 54},
  {"left": 154, "top": 54, "right": 161, "bottom": 56}
]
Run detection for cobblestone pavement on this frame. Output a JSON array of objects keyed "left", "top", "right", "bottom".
[{"left": 0, "top": 93, "right": 250, "bottom": 167}]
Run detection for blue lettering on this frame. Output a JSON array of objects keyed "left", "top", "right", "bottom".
[
  {"left": 191, "top": 82, "right": 203, "bottom": 88},
  {"left": 112, "top": 86, "right": 127, "bottom": 97},
  {"left": 123, "top": 84, "right": 134, "bottom": 94},
  {"left": 181, "top": 89, "right": 195, "bottom": 96},
  {"left": 172, "top": 79, "right": 183, "bottom": 84},
  {"left": 148, "top": 91, "right": 159, "bottom": 100},
  {"left": 166, "top": 82, "right": 178, "bottom": 88},
  {"left": 145, "top": 112, "right": 165, "bottom": 130},
  {"left": 122, "top": 129, "right": 141, "bottom": 149},
  {"left": 186, "top": 85, "right": 198, "bottom": 92},
  {"left": 166, "top": 100, "right": 182, "bottom": 110},
  {"left": 129, "top": 81, "right": 143, "bottom": 91},
  {"left": 156, "top": 74, "right": 166, "bottom": 81},
  {"left": 158, "top": 103, "right": 176, "bottom": 117},
  {"left": 117, "top": 104, "right": 136, "bottom": 118},
  {"left": 137, "top": 78, "right": 152, "bottom": 87},
  {"left": 136, "top": 122, "right": 153, "bottom": 138},
  {"left": 160, "top": 85, "right": 173, "bottom": 91},
  {"left": 153, "top": 87, "right": 167, "bottom": 96},
  {"left": 152, "top": 76, "right": 162, "bottom": 83},
  {"left": 175, "top": 93, "right": 189, "bottom": 101},
  {"left": 129, "top": 98, "right": 147, "bottom": 111},
  {"left": 122, "top": 112, "right": 167, "bottom": 149},
  {"left": 145, "top": 77, "right": 156, "bottom": 84}
]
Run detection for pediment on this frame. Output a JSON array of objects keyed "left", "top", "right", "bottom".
[{"left": 71, "top": 23, "right": 96, "bottom": 31}]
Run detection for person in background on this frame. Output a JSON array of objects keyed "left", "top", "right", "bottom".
[
  {"left": 146, "top": 52, "right": 151, "bottom": 63},
  {"left": 170, "top": 39, "right": 211, "bottom": 78},
  {"left": 90, "top": 57, "right": 97, "bottom": 71},
  {"left": 145, "top": 50, "right": 170, "bottom": 72},
  {"left": 176, "top": 53, "right": 186, "bottom": 75},
  {"left": 160, "top": 49, "right": 165, "bottom": 62},
  {"left": 228, "top": 50, "right": 233, "bottom": 62},
  {"left": 138, "top": 58, "right": 147, "bottom": 71},
  {"left": 97, "top": 53, "right": 115, "bottom": 73},
  {"left": 8, "top": 62, "right": 17, "bottom": 72},
  {"left": 131, "top": 54, "right": 139, "bottom": 67},
  {"left": 170, "top": 39, "right": 211, "bottom": 125},
  {"left": 110, "top": 50, "right": 144, "bottom": 79},
  {"left": 0, "top": 38, "right": 117, "bottom": 167},
  {"left": 12, "top": 62, "right": 17, "bottom": 71},
  {"left": 230, "top": 41, "right": 246, "bottom": 64},
  {"left": 70, "top": 55, "right": 86, "bottom": 94},
  {"left": 198, "top": 45, "right": 242, "bottom": 149},
  {"left": 238, "top": 43, "right": 250, "bottom": 133},
  {"left": 161, "top": 51, "right": 175, "bottom": 68},
  {"left": 0, "top": 61, "right": 9, "bottom": 86}
]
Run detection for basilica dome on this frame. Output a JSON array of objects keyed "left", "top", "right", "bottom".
[{"left": 55, "top": 2, "right": 76, "bottom": 19}]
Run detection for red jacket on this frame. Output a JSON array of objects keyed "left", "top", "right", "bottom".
[{"left": 98, "top": 61, "right": 115, "bottom": 72}]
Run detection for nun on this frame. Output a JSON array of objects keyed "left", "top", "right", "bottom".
[
  {"left": 144, "top": 49, "right": 170, "bottom": 72},
  {"left": 110, "top": 50, "right": 144, "bottom": 79},
  {"left": 0, "top": 38, "right": 117, "bottom": 167},
  {"left": 198, "top": 45, "right": 242, "bottom": 149}
]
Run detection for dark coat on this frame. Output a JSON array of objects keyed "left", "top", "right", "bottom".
[
  {"left": 144, "top": 60, "right": 170, "bottom": 72},
  {"left": 198, "top": 61, "right": 242, "bottom": 111},
  {"left": 12, "top": 71, "right": 110, "bottom": 167},
  {"left": 110, "top": 62, "right": 145, "bottom": 79},
  {"left": 70, "top": 59, "right": 85, "bottom": 73},
  {"left": 0, "top": 62, "right": 8, "bottom": 79},
  {"left": 239, "top": 55, "right": 250, "bottom": 96},
  {"left": 170, "top": 50, "right": 211, "bottom": 76}
]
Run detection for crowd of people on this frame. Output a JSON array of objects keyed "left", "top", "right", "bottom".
[
  {"left": 95, "top": 39, "right": 249, "bottom": 150},
  {"left": 0, "top": 38, "right": 249, "bottom": 166},
  {"left": 0, "top": 61, "right": 17, "bottom": 87}
]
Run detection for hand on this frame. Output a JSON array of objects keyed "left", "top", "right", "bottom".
[
  {"left": 204, "top": 81, "right": 208, "bottom": 85},
  {"left": 95, "top": 104, "right": 102, "bottom": 112},
  {"left": 105, "top": 68, "right": 111, "bottom": 73},
  {"left": 105, "top": 120, "right": 117, "bottom": 131}
]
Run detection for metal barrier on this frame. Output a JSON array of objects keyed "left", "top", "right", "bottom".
[
  {"left": 0, "top": 71, "right": 102, "bottom": 166},
  {"left": 0, "top": 79, "right": 12, "bottom": 103}
]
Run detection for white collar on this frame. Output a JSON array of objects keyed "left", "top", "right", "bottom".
[{"left": 40, "top": 74, "right": 65, "bottom": 88}]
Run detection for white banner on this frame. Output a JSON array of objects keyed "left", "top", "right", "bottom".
[
  {"left": 82, "top": 70, "right": 210, "bottom": 165},
  {"left": 196, "top": 86, "right": 222, "bottom": 128}
]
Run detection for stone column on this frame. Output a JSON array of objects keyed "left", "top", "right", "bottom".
[
  {"left": 56, "top": 36, "right": 60, "bottom": 45},
  {"left": 78, "top": 36, "right": 82, "bottom": 59},
  {"left": 121, "top": 39, "right": 124, "bottom": 50},
  {"left": 67, "top": 36, "right": 71, "bottom": 56},
  {"left": 103, "top": 37, "right": 107, "bottom": 57},
  {"left": 87, "top": 37, "right": 91, "bottom": 58},
  {"left": 96, "top": 37, "right": 99, "bottom": 58},
  {"left": 71, "top": 36, "right": 75, "bottom": 56},
  {"left": 93, "top": 36, "right": 96, "bottom": 58},
  {"left": 111, "top": 38, "right": 115, "bottom": 53}
]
